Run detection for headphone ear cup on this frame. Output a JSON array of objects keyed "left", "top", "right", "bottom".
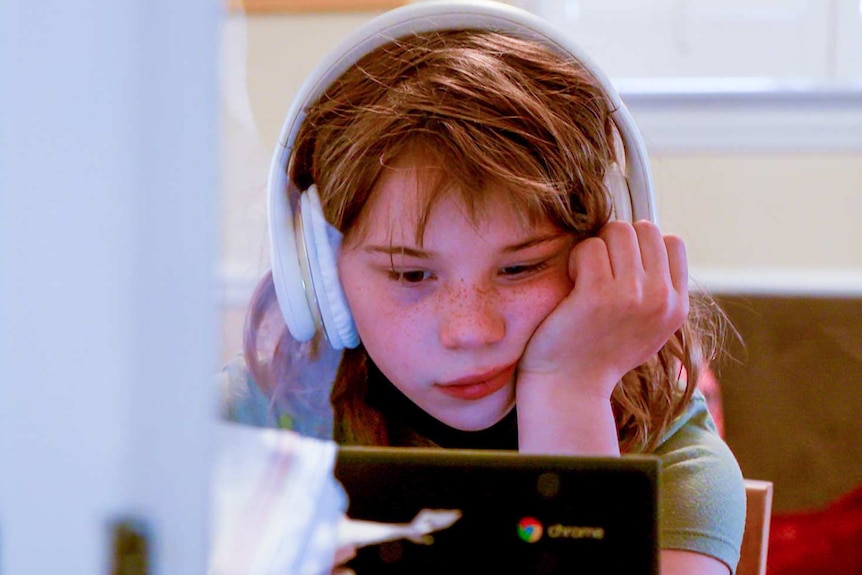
[
  {"left": 269, "top": 179, "right": 318, "bottom": 343},
  {"left": 300, "top": 186, "right": 360, "bottom": 350}
]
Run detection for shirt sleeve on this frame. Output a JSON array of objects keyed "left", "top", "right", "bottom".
[{"left": 652, "top": 390, "right": 747, "bottom": 574}]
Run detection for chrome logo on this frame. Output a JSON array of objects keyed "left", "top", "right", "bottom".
[{"left": 517, "top": 517, "right": 543, "bottom": 543}]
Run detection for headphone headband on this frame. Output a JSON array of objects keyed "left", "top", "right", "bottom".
[{"left": 267, "top": 0, "right": 656, "bottom": 348}]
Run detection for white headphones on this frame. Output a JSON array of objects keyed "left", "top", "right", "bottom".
[{"left": 267, "top": 0, "right": 656, "bottom": 350}]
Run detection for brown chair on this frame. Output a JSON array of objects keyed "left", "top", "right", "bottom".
[{"left": 737, "top": 479, "right": 774, "bottom": 575}]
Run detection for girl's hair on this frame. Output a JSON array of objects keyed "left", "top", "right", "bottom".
[{"left": 245, "top": 30, "right": 728, "bottom": 452}]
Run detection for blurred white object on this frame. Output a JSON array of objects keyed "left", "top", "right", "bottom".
[
  {"left": 337, "top": 509, "right": 463, "bottom": 548},
  {"left": 209, "top": 423, "right": 347, "bottom": 575}
]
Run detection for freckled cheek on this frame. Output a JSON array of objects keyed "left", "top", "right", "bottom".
[
  {"left": 506, "top": 279, "right": 572, "bottom": 329},
  {"left": 365, "top": 304, "right": 423, "bottom": 342},
  {"left": 342, "top": 278, "right": 428, "bottom": 359}
]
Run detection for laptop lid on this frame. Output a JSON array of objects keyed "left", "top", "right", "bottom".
[{"left": 334, "top": 446, "right": 660, "bottom": 575}]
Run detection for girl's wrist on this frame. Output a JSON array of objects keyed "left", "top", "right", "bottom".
[
  {"left": 516, "top": 369, "right": 619, "bottom": 406},
  {"left": 516, "top": 384, "right": 620, "bottom": 456}
]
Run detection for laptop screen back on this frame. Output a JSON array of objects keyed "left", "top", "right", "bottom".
[{"left": 334, "top": 446, "right": 660, "bottom": 575}]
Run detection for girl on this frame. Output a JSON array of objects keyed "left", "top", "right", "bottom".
[{"left": 223, "top": 3, "right": 746, "bottom": 574}]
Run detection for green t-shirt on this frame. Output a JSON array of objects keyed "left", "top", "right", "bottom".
[{"left": 651, "top": 389, "right": 746, "bottom": 571}]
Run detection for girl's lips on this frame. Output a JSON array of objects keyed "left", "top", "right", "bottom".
[{"left": 436, "top": 364, "right": 517, "bottom": 401}]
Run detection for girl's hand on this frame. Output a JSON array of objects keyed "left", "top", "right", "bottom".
[
  {"left": 331, "top": 544, "right": 357, "bottom": 575},
  {"left": 516, "top": 220, "right": 689, "bottom": 453},
  {"left": 521, "top": 220, "right": 689, "bottom": 396}
]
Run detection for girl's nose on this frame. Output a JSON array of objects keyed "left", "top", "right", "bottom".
[{"left": 437, "top": 282, "right": 506, "bottom": 349}]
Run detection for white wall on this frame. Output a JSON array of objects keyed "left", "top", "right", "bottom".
[{"left": 518, "top": 0, "right": 862, "bottom": 83}]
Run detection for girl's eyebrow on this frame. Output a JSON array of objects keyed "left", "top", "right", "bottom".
[
  {"left": 363, "top": 232, "right": 568, "bottom": 258},
  {"left": 501, "top": 232, "right": 569, "bottom": 253},
  {"left": 364, "top": 245, "right": 433, "bottom": 259}
]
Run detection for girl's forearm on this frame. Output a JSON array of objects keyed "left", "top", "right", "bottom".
[{"left": 516, "top": 377, "right": 620, "bottom": 456}]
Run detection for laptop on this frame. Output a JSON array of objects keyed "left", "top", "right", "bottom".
[{"left": 334, "top": 446, "right": 660, "bottom": 575}]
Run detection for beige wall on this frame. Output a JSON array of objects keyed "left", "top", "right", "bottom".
[{"left": 653, "top": 153, "right": 862, "bottom": 270}]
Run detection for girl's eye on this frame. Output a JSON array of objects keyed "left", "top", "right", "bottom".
[
  {"left": 388, "top": 270, "right": 434, "bottom": 283},
  {"left": 499, "top": 261, "right": 550, "bottom": 277}
]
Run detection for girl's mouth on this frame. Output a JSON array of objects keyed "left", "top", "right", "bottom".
[{"left": 436, "top": 364, "right": 517, "bottom": 401}]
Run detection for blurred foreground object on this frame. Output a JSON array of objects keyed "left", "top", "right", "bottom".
[
  {"left": 337, "top": 509, "right": 462, "bottom": 548},
  {"left": 209, "top": 423, "right": 347, "bottom": 575}
]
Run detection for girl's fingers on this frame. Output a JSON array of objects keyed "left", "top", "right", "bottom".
[
  {"left": 334, "top": 544, "right": 357, "bottom": 565},
  {"left": 633, "top": 220, "right": 670, "bottom": 278},
  {"left": 568, "top": 236, "right": 612, "bottom": 287},
  {"left": 664, "top": 234, "right": 689, "bottom": 294},
  {"left": 598, "top": 221, "right": 643, "bottom": 278},
  {"left": 572, "top": 221, "right": 688, "bottom": 305}
]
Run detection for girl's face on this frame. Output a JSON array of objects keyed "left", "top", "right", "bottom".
[{"left": 337, "top": 159, "right": 575, "bottom": 431}]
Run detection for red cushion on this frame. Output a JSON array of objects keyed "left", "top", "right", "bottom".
[{"left": 768, "top": 485, "right": 862, "bottom": 575}]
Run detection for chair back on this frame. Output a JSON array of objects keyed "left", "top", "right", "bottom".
[{"left": 737, "top": 479, "right": 774, "bottom": 575}]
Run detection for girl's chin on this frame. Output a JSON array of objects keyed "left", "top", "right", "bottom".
[{"left": 431, "top": 398, "right": 515, "bottom": 431}]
